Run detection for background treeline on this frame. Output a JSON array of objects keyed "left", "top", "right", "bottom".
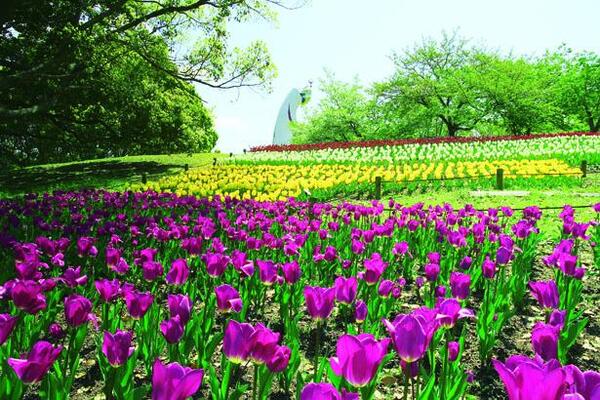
[
  {"left": 292, "top": 33, "right": 600, "bottom": 144},
  {"left": 1, "top": 0, "right": 292, "bottom": 167}
]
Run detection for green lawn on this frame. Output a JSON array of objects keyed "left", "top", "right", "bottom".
[
  {"left": 375, "top": 177, "right": 600, "bottom": 233},
  {"left": 0, "top": 153, "right": 226, "bottom": 197}
]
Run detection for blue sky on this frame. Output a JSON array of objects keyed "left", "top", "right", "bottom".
[{"left": 197, "top": 0, "right": 600, "bottom": 153}]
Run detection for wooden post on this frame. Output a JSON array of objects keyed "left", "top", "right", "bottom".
[
  {"left": 496, "top": 168, "right": 504, "bottom": 190},
  {"left": 581, "top": 160, "right": 587, "bottom": 178},
  {"left": 184, "top": 163, "right": 189, "bottom": 172},
  {"left": 141, "top": 173, "right": 147, "bottom": 184},
  {"left": 212, "top": 158, "right": 217, "bottom": 166},
  {"left": 375, "top": 176, "right": 382, "bottom": 199}
]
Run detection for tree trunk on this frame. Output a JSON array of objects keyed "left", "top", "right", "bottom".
[{"left": 589, "top": 117, "right": 599, "bottom": 132}]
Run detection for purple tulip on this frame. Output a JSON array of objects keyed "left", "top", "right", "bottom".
[
  {"left": 249, "top": 324, "right": 280, "bottom": 364},
  {"left": 142, "top": 261, "right": 164, "bottom": 282},
  {"left": 102, "top": 330, "right": 135, "bottom": 367},
  {"left": 151, "top": 359, "right": 203, "bottom": 400},
  {"left": 136, "top": 248, "right": 158, "bottom": 265},
  {"left": 459, "top": 256, "right": 472, "bottom": 270},
  {"left": 160, "top": 316, "right": 185, "bottom": 344},
  {"left": 48, "top": 323, "right": 65, "bottom": 339},
  {"left": 77, "top": 237, "right": 98, "bottom": 257},
  {"left": 548, "top": 309, "right": 566, "bottom": 329},
  {"left": 529, "top": 280, "right": 559, "bottom": 309},
  {"left": 123, "top": 290, "right": 153, "bottom": 319},
  {"left": 166, "top": 258, "right": 189, "bottom": 285},
  {"left": 202, "top": 252, "right": 230, "bottom": 277},
  {"left": 334, "top": 276, "right": 358, "bottom": 304},
  {"left": 377, "top": 279, "right": 394, "bottom": 298},
  {"left": 563, "top": 364, "right": 600, "bottom": 400},
  {"left": 435, "top": 285, "right": 447, "bottom": 298},
  {"left": 111, "top": 257, "right": 130, "bottom": 275},
  {"left": 300, "top": 383, "right": 359, "bottom": 400},
  {"left": 231, "top": 250, "right": 254, "bottom": 277},
  {"left": 392, "top": 241, "right": 409, "bottom": 256},
  {"left": 223, "top": 320, "right": 255, "bottom": 363},
  {"left": 0, "top": 314, "right": 17, "bottom": 345},
  {"left": 181, "top": 237, "right": 203, "bottom": 256},
  {"left": 425, "top": 265, "right": 441, "bottom": 284},
  {"left": 257, "top": 260, "right": 279, "bottom": 285},
  {"left": 435, "top": 298, "right": 475, "bottom": 328},
  {"left": 384, "top": 314, "right": 432, "bottom": 362},
  {"left": 482, "top": 256, "right": 497, "bottom": 279},
  {"left": 215, "top": 284, "right": 243, "bottom": 313},
  {"left": 449, "top": 272, "right": 471, "bottom": 300},
  {"left": 59, "top": 266, "right": 88, "bottom": 288},
  {"left": 95, "top": 279, "right": 121, "bottom": 302},
  {"left": 167, "top": 294, "right": 192, "bottom": 324},
  {"left": 304, "top": 286, "right": 336, "bottom": 321},
  {"left": 531, "top": 322, "right": 559, "bottom": 361},
  {"left": 11, "top": 280, "right": 47, "bottom": 314},
  {"left": 351, "top": 239, "right": 365, "bottom": 255},
  {"left": 7, "top": 340, "right": 63, "bottom": 383},
  {"left": 329, "top": 333, "right": 390, "bottom": 387},
  {"left": 266, "top": 345, "right": 291, "bottom": 372},
  {"left": 496, "top": 244, "right": 513, "bottom": 265},
  {"left": 64, "top": 294, "right": 95, "bottom": 327},
  {"left": 354, "top": 300, "right": 367, "bottom": 323},
  {"left": 448, "top": 341, "right": 460, "bottom": 362},
  {"left": 493, "top": 355, "right": 566, "bottom": 400},
  {"left": 281, "top": 260, "right": 301, "bottom": 284},
  {"left": 360, "top": 253, "right": 388, "bottom": 285},
  {"left": 106, "top": 247, "right": 121, "bottom": 268}
]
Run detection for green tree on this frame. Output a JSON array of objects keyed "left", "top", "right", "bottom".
[
  {"left": 291, "top": 72, "right": 375, "bottom": 143},
  {"left": 1, "top": 0, "right": 298, "bottom": 165},
  {"left": 468, "top": 54, "right": 564, "bottom": 134},
  {"left": 551, "top": 50, "right": 600, "bottom": 132},
  {"left": 378, "top": 32, "right": 487, "bottom": 137}
]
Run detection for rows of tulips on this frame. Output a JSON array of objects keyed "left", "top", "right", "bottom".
[
  {"left": 0, "top": 191, "right": 598, "bottom": 399},
  {"left": 242, "top": 133, "right": 600, "bottom": 166},
  {"left": 130, "top": 159, "right": 582, "bottom": 202},
  {"left": 248, "top": 131, "right": 600, "bottom": 153}
]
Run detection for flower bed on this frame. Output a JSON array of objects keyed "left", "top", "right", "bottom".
[{"left": 0, "top": 191, "right": 598, "bottom": 399}]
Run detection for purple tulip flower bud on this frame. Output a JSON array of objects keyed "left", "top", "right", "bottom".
[
  {"left": 528, "top": 280, "right": 559, "bottom": 309},
  {"left": 102, "top": 329, "right": 135, "bottom": 367},
  {"left": 151, "top": 359, "right": 203, "bottom": 400},
  {"left": 447, "top": 341, "right": 460, "bottom": 362},
  {"left": 354, "top": 300, "right": 367, "bottom": 323},
  {"left": 281, "top": 260, "right": 301, "bottom": 284},
  {"left": 450, "top": 272, "right": 471, "bottom": 300},
  {"left": 334, "top": 276, "right": 358, "bottom": 304},
  {"left": 215, "top": 284, "right": 243, "bottom": 313},
  {"left": 8, "top": 341, "right": 63, "bottom": 383},
  {"left": 329, "top": 333, "right": 390, "bottom": 387},
  {"left": 166, "top": 259, "right": 189, "bottom": 285},
  {"left": 304, "top": 286, "right": 335, "bottom": 321},
  {"left": 0, "top": 314, "right": 17, "bottom": 345},
  {"left": 95, "top": 278, "right": 121, "bottom": 303}
]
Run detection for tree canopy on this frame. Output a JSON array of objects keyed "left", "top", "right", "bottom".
[
  {"left": 1, "top": 0, "right": 299, "bottom": 166},
  {"left": 293, "top": 33, "right": 598, "bottom": 144}
]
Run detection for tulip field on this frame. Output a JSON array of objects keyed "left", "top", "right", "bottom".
[
  {"left": 131, "top": 132, "right": 599, "bottom": 202},
  {"left": 0, "top": 188, "right": 598, "bottom": 399}
]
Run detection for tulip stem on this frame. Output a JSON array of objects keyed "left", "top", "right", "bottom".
[
  {"left": 403, "top": 371, "right": 409, "bottom": 400},
  {"left": 252, "top": 363, "right": 258, "bottom": 400},
  {"left": 313, "top": 320, "right": 322, "bottom": 381}
]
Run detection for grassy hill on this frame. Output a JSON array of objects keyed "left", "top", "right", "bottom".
[{"left": 0, "top": 153, "right": 226, "bottom": 197}]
